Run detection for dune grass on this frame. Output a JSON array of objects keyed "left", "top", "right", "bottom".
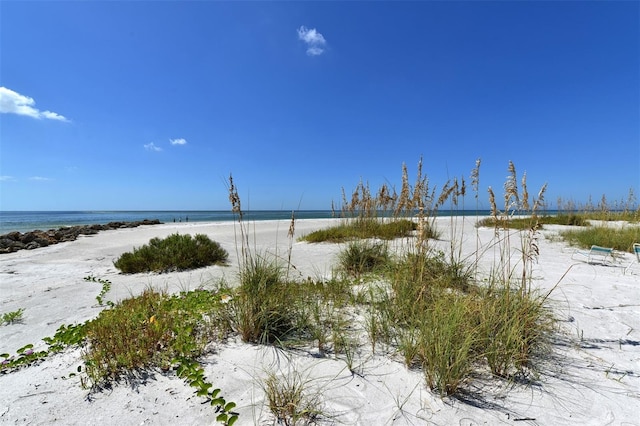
[
  {"left": 301, "top": 218, "right": 420, "bottom": 243},
  {"left": 224, "top": 159, "right": 557, "bottom": 398},
  {"left": 560, "top": 224, "right": 640, "bottom": 252},
  {"left": 262, "top": 369, "right": 324, "bottom": 425},
  {"left": 477, "top": 213, "right": 588, "bottom": 229}
]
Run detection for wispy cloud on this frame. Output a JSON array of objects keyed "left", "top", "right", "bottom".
[
  {"left": 29, "top": 176, "right": 53, "bottom": 182},
  {"left": 297, "top": 26, "right": 327, "bottom": 56},
  {"left": 144, "top": 142, "right": 163, "bottom": 152},
  {"left": 0, "top": 87, "right": 69, "bottom": 122},
  {"left": 0, "top": 175, "right": 16, "bottom": 182},
  {"left": 170, "top": 138, "right": 187, "bottom": 146}
]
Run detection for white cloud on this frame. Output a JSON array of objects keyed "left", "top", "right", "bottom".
[
  {"left": 297, "top": 26, "right": 327, "bottom": 56},
  {"left": 29, "top": 176, "right": 52, "bottom": 182},
  {"left": 0, "top": 87, "right": 69, "bottom": 122},
  {"left": 144, "top": 142, "right": 163, "bottom": 152},
  {"left": 170, "top": 138, "right": 187, "bottom": 146},
  {"left": 0, "top": 176, "right": 16, "bottom": 182}
]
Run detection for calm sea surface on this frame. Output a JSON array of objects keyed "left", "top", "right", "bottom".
[
  {"left": 0, "top": 210, "right": 506, "bottom": 234},
  {"left": 0, "top": 211, "right": 336, "bottom": 234}
]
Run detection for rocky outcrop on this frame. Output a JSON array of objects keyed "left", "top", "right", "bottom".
[{"left": 0, "top": 219, "right": 162, "bottom": 254}]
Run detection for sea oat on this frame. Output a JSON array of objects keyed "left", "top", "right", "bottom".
[
  {"left": 471, "top": 158, "right": 481, "bottom": 199},
  {"left": 436, "top": 180, "right": 454, "bottom": 209},
  {"left": 395, "top": 163, "right": 411, "bottom": 217},
  {"left": 532, "top": 183, "right": 548, "bottom": 213},
  {"left": 504, "top": 161, "right": 519, "bottom": 212},
  {"left": 488, "top": 187, "right": 498, "bottom": 219},
  {"left": 521, "top": 172, "right": 530, "bottom": 211}
]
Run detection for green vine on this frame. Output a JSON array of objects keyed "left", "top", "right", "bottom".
[{"left": 174, "top": 357, "right": 239, "bottom": 425}]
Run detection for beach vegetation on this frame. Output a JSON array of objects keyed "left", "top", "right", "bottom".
[
  {"left": 560, "top": 224, "right": 640, "bottom": 252},
  {"left": 82, "top": 286, "right": 233, "bottom": 386},
  {"left": 338, "top": 240, "right": 390, "bottom": 278},
  {"left": 225, "top": 161, "right": 557, "bottom": 399},
  {"left": 84, "top": 275, "right": 115, "bottom": 307},
  {"left": 477, "top": 188, "right": 639, "bottom": 230},
  {"left": 476, "top": 214, "right": 588, "bottom": 229},
  {"left": 1, "top": 308, "right": 24, "bottom": 325},
  {"left": 1, "top": 322, "right": 86, "bottom": 372},
  {"left": 113, "top": 233, "right": 228, "bottom": 273},
  {"left": 1, "top": 160, "right": 588, "bottom": 421},
  {"left": 0, "top": 284, "right": 238, "bottom": 424},
  {"left": 262, "top": 368, "right": 323, "bottom": 425},
  {"left": 301, "top": 218, "right": 419, "bottom": 243}
]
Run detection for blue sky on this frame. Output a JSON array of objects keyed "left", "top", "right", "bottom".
[{"left": 1, "top": 1, "right": 638, "bottom": 211}]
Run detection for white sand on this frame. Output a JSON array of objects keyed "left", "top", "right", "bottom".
[{"left": 1, "top": 218, "right": 639, "bottom": 425}]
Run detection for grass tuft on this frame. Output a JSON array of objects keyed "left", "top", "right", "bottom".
[{"left": 263, "top": 369, "right": 323, "bottom": 425}]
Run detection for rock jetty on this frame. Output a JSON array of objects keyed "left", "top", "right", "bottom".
[{"left": 0, "top": 219, "right": 162, "bottom": 254}]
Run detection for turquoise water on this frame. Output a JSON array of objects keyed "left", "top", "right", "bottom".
[{"left": 0, "top": 210, "right": 335, "bottom": 234}]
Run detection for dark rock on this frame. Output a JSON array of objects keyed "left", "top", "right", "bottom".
[
  {"left": 0, "top": 219, "right": 163, "bottom": 254},
  {"left": 5, "top": 232, "right": 21, "bottom": 242}
]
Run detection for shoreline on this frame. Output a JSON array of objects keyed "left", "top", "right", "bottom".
[
  {"left": 0, "top": 220, "right": 162, "bottom": 254},
  {"left": 0, "top": 209, "right": 571, "bottom": 235}
]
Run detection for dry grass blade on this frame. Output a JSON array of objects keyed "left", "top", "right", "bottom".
[
  {"left": 504, "top": 160, "right": 519, "bottom": 211},
  {"left": 395, "top": 162, "right": 412, "bottom": 217},
  {"left": 521, "top": 172, "right": 530, "bottom": 211},
  {"left": 471, "top": 158, "right": 481, "bottom": 197},
  {"left": 488, "top": 186, "right": 498, "bottom": 219}
]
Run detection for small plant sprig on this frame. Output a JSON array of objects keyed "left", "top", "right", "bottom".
[
  {"left": 1, "top": 344, "right": 48, "bottom": 371},
  {"left": 84, "top": 275, "right": 115, "bottom": 307},
  {"left": 174, "top": 357, "right": 239, "bottom": 425},
  {"left": 263, "top": 369, "right": 323, "bottom": 426},
  {"left": 1, "top": 308, "right": 24, "bottom": 325},
  {"left": 1, "top": 322, "right": 87, "bottom": 372}
]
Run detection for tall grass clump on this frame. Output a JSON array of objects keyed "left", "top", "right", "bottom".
[
  {"left": 227, "top": 175, "right": 314, "bottom": 346},
  {"left": 560, "top": 223, "right": 640, "bottom": 252},
  {"left": 338, "top": 240, "right": 390, "bottom": 278},
  {"left": 224, "top": 160, "right": 559, "bottom": 399},
  {"left": 476, "top": 281, "right": 554, "bottom": 378},
  {"left": 226, "top": 175, "right": 357, "bottom": 358},
  {"left": 478, "top": 162, "right": 556, "bottom": 376},
  {"left": 302, "top": 158, "right": 443, "bottom": 243},
  {"left": 232, "top": 255, "right": 308, "bottom": 344},
  {"left": 357, "top": 160, "right": 557, "bottom": 396},
  {"left": 114, "top": 233, "right": 228, "bottom": 273}
]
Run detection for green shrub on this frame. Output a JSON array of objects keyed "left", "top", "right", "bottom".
[
  {"left": 114, "top": 233, "right": 228, "bottom": 273},
  {"left": 83, "top": 288, "right": 232, "bottom": 386}
]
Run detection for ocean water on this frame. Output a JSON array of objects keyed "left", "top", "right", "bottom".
[
  {"left": 0, "top": 209, "right": 509, "bottom": 235},
  {"left": 0, "top": 210, "right": 336, "bottom": 234}
]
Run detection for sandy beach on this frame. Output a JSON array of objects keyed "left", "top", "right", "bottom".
[{"left": 1, "top": 217, "right": 639, "bottom": 425}]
